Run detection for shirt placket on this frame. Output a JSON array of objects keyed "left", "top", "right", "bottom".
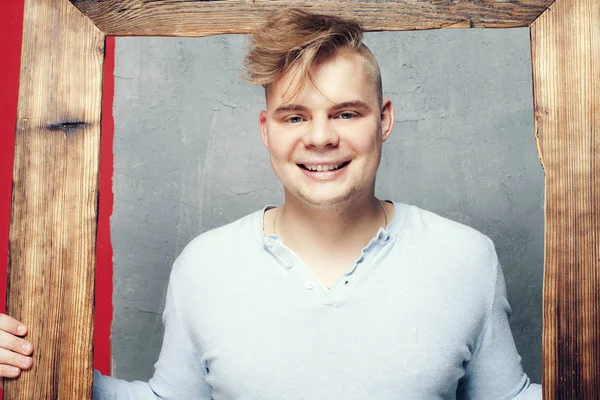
[{"left": 262, "top": 228, "right": 392, "bottom": 307}]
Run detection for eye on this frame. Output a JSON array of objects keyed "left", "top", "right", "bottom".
[
  {"left": 286, "top": 116, "right": 304, "bottom": 124},
  {"left": 336, "top": 112, "right": 357, "bottom": 120}
]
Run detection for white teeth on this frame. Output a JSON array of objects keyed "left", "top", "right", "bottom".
[{"left": 305, "top": 163, "right": 343, "bottom": 172}]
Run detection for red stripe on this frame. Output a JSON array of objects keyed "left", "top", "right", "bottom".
[
  {"left": 0, "top": 1, "right": 114, "bottom": 386},
  {"left": 0, "top": 0, "right": 24, "bottom": 319},
  {"left": 0, "top": 1, "right": 25, "bottom": 397},
  {"left": 95, "top": 35, "right": 115, "bottom": 375}
]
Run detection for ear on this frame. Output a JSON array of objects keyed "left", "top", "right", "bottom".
[
  {"left": 259, "top": 110, "right": 269, "bottom": 149},
  {"left": 380, "top": 98, "right": 394, "bottom": 142}
]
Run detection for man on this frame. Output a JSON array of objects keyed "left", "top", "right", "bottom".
[{"left": 0, "top": 8, "right": 541, "bottom": 399}]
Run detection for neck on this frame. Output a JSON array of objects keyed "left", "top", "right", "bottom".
[{"left": 275, "top": 193, "right": 387, "bottom": 251}]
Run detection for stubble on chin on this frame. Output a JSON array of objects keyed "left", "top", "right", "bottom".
[{"left": 294, "top": 184, "right": 366, "bottom": 215}]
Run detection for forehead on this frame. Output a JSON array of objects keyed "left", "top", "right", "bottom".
[{"left": 266, "top": 51, "right": 379, "bottom": 109}]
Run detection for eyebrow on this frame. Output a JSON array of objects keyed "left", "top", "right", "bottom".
[
  {"left": 272, "top": 104, "right": 309, "bottom": 115},
  {"left": 330, "top": 101, "right": 371, "bottom": 112}
]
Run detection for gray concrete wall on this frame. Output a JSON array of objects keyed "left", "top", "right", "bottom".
[{"left": 112, "top": 29, "right": 543, "bottom": 383}]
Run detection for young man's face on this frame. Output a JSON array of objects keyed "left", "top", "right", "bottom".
[{"left": 259, "top": 50, "right": 394, "bottom": 211}]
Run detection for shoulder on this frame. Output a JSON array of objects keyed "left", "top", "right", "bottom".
[
  {"left": 402, "top": 203, "right": 496, "bottom": 257},
  {"left": 394, "top": 203, "right": 499, "bottom": 283},
  {"left": 171, "top": 209, "right": 264, "bottom": 276}
]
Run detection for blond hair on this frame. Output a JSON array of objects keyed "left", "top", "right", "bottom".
[{"left": 244, "top": 8, "right": 382, "bottom": 104}]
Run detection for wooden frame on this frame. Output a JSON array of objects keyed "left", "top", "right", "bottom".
[{"left": 6, "top": 0, "right": 598, "bottom": 398}]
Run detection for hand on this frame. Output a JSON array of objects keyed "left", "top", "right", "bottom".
[{"left": 0, "top": 314, "right": 33, "bottom": 387}]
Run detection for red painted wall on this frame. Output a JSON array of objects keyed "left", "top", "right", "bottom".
[{"left": 0, "top": 0, "right": 113, "bottom": 390}]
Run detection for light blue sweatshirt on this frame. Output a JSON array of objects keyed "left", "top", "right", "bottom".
[{"left": 94, "top": 202, "right": 541, "bottom": 399}]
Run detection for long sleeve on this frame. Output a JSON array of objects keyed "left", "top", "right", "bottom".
[
  {"left": 93, "top": 275, "right": 213, "bottom": 399},
  {"left": 457, "top": 263, "right": 541, "bottom": 400}
]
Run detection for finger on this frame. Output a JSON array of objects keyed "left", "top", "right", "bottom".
[
  {"left": 0, "top": 330, "right": 33, "bottom": 356},
  {"left": 0, "top": 363, "right": 22, "bottom": 379},
  {"left": 0, "top": 314, "right": 27, "bottom": 336},
  {"left": 0, "top": 347, "right": 33, "bottom": 371}
]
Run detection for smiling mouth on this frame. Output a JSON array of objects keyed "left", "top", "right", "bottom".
[{"left": 298, "top": 161, "right": 351, "bottom": 172}]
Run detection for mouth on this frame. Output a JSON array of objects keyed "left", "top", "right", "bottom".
[{"left": 298, "top": 161, "right": 351, "bottom": 172}]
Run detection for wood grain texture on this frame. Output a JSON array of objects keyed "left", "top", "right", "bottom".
[
  {"left": 70, "top": 0, "right": 554, "bottom": 37},
  {"left": 5, "top": 0, "right": 105, "bottom": 398},
  {"left": 531, "top": 0, "right": 600, "bottom": 398}
]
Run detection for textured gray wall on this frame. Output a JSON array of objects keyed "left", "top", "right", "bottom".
[{"left": 112, "top": 29, "right": 543, "bottom": 383}]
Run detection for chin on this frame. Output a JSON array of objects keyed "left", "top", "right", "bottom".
[{"left": 295, "top": 189, "right": 360, "bottom": 212}]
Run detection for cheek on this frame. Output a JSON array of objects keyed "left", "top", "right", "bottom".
[
  {"left": 266, "top": 132, "right": 294, "bottom": 163},
  {"left": 351, "top": 123, "right": 381, "bottom": 151},
  {"left": 269, "top": 139, "right": 289, "bottom": 160},
  {"left": 268, "top": 125, "right": 303, "bottom": 158}
]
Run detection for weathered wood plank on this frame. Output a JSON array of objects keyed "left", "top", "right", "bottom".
[
  {"left": 5, "top": 0, "right": 105, "bottom": 398},
  {"left": 531, "top": 0, "right": 600, "bottom": 398},
  {"left": 70, "top": 0, "right": 554, "bottom": 37}
]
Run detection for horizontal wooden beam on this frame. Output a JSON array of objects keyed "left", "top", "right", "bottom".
[{"left": 70, "top": 0, "right": 554, "bottom": 37}]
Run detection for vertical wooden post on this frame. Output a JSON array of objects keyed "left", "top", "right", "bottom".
[
  {"left": 531, "top": 0, "right": 600, "bottom": 398},
  {"left": 5, "top": 0, "right": 104, "bottom": 398}
]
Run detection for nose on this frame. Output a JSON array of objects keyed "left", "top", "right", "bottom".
[{"left": 301, "top": 116, "right": 340, "bottom": 149}]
